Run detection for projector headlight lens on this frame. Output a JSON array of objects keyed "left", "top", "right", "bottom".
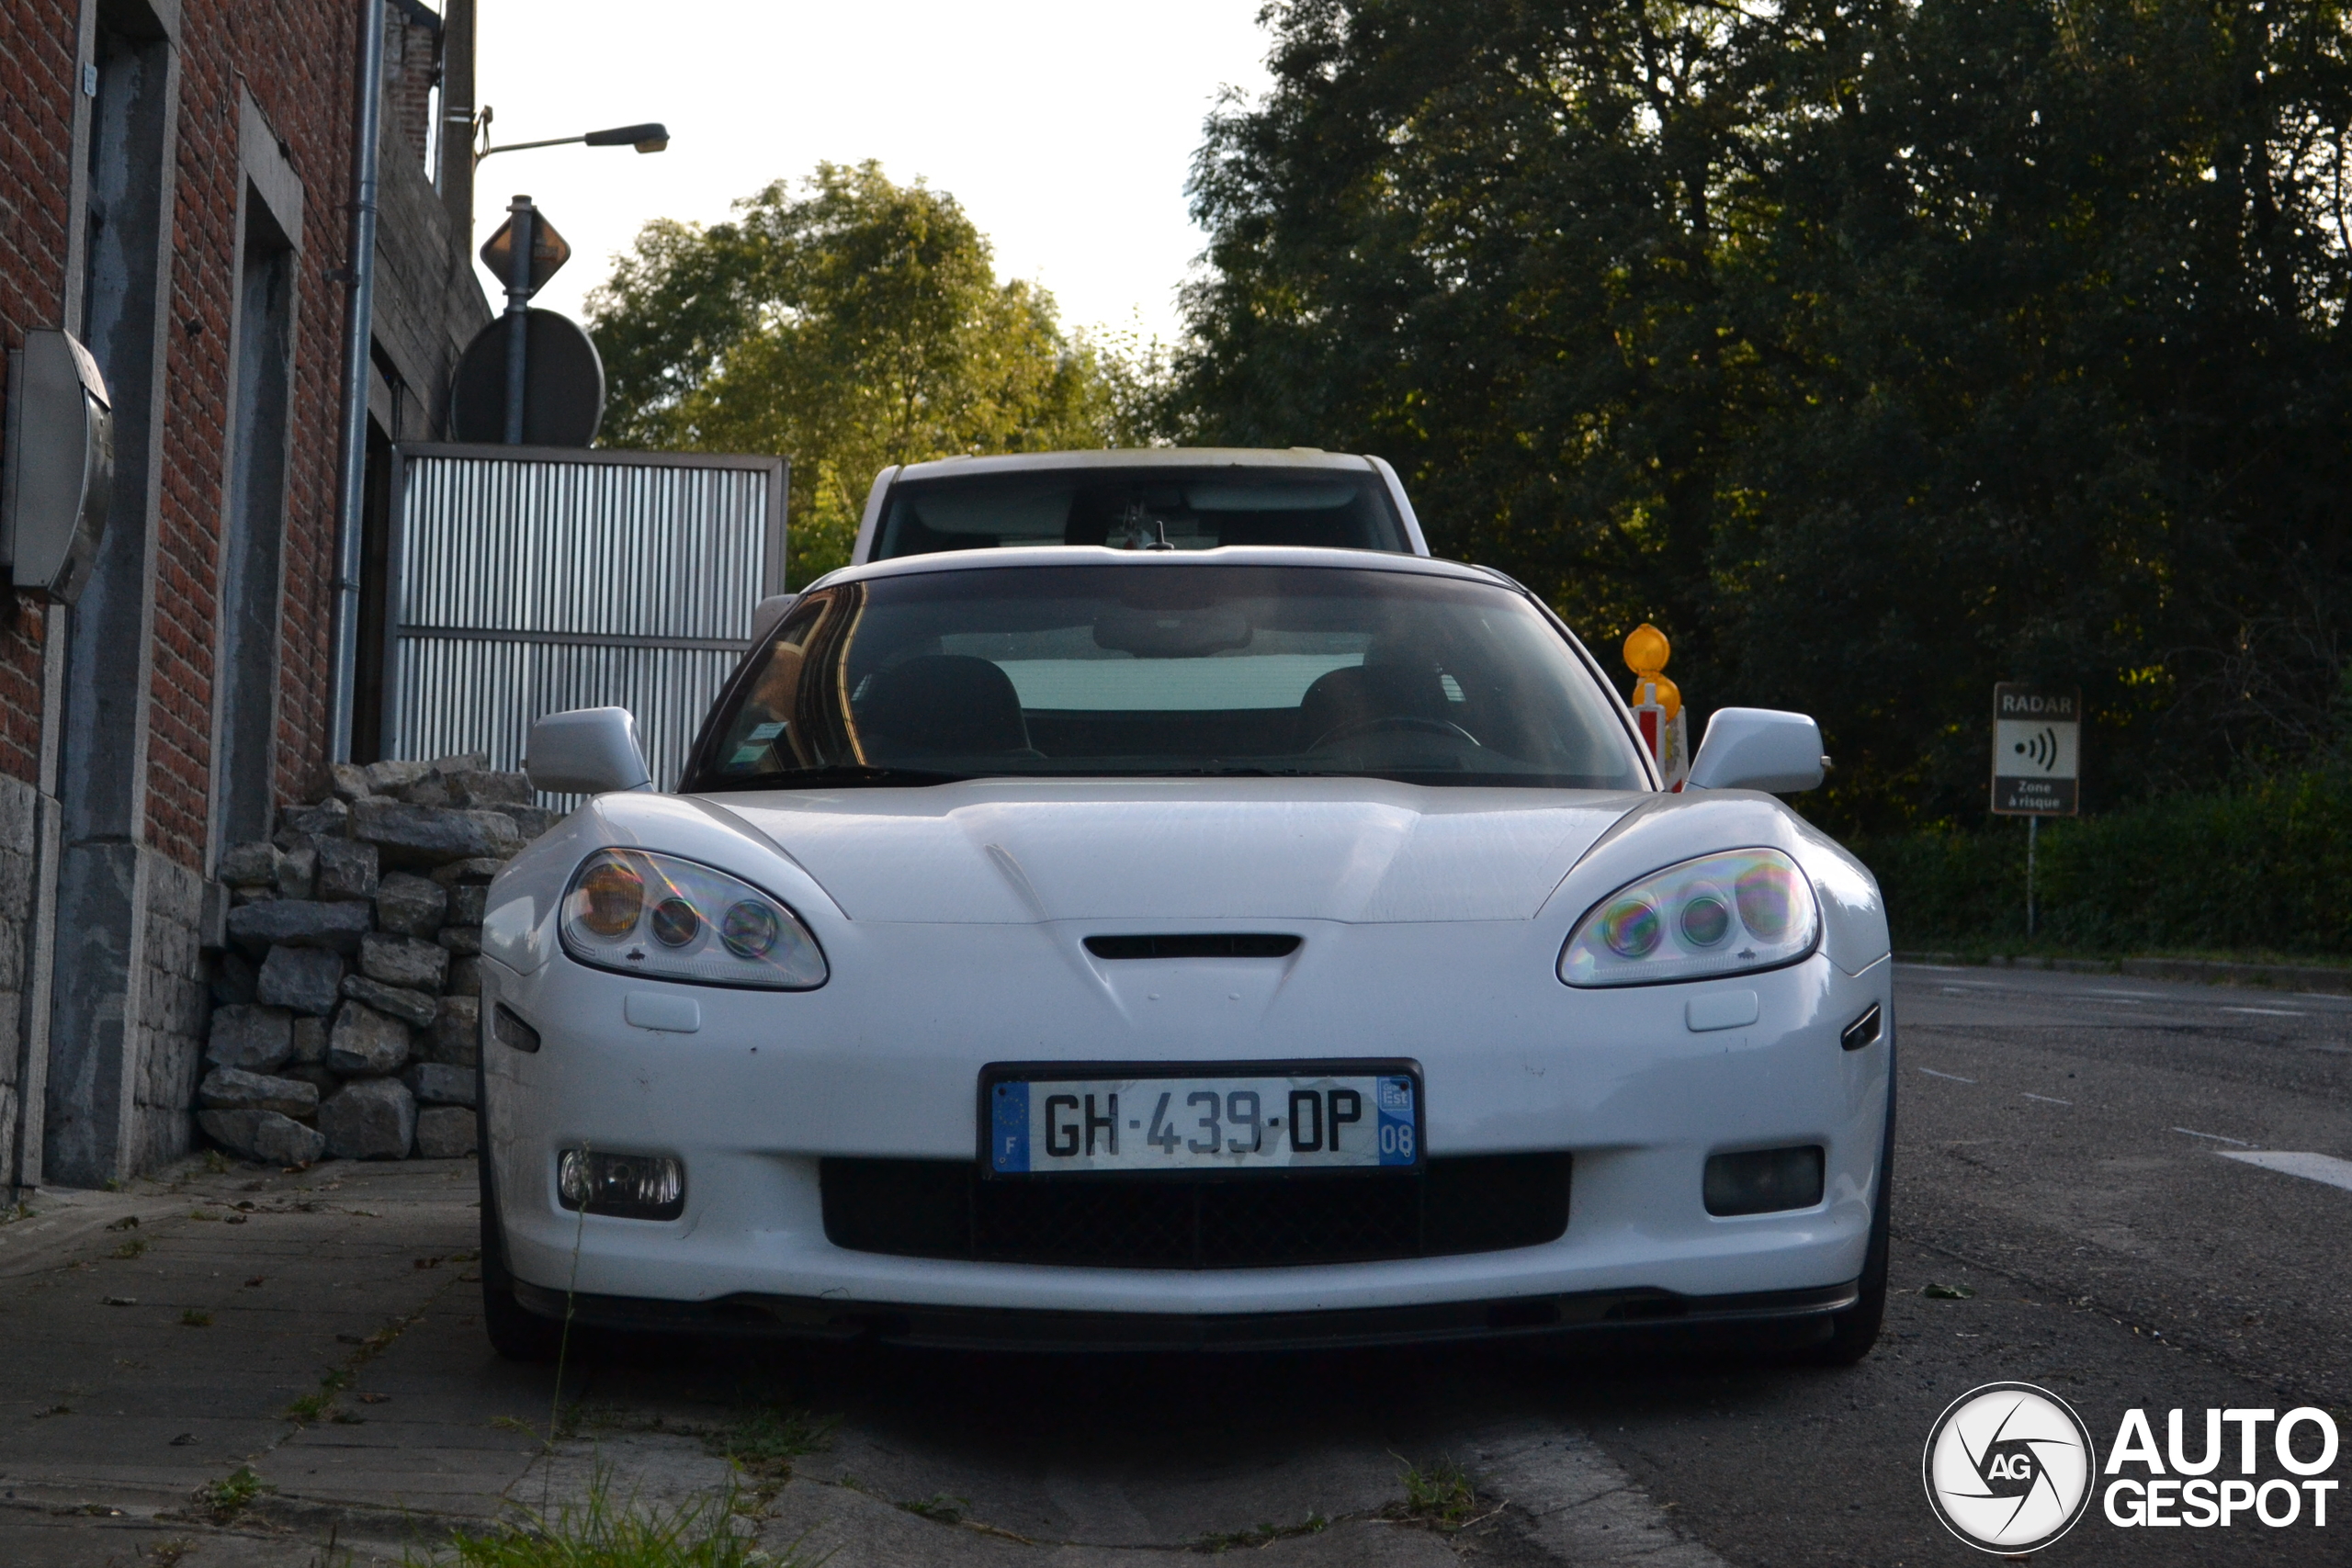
[
  {"left": 560, "top": 849, "right": 826, "bottom": 989},
  {"left": 1560, "top": 848, "right": 1819, "bottom": 987}
]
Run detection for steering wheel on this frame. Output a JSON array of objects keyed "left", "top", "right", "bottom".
[{"left": 1311, "top": 714, "right": 1482, "bottom": 750}]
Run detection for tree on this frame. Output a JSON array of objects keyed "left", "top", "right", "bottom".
[
  {"left": 587, "top": 163, "right": 1135, "bottom": 583},
  {"left": 1172, "top": 0, "right": 2352, "bottom": 830}
]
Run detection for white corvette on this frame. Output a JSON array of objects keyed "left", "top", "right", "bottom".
[{"left": 476, "top": 539, "right": 1893, "bottom": 1360}]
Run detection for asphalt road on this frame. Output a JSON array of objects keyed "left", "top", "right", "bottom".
[
  {"left": 605, "top": 960, "right": 2350, "bottom": 1567},
  {"left": 4, "top": 961, "right": 2346, "bottom": 1566}
]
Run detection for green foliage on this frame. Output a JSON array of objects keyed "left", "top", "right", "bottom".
[
  {"left": 587, "top": 163, "right": 1154, "bottom": 587},
  {"left": 411, "top": 1473, "right": 794, "bottom": 1568},
  {"left": 1857, "top": 766, "right": 2352, "bottom": 953},
  {"left": 706, "top": 1406, "right": 834, "bottom": 1475},
  {"left": 203, "top": 1466, "right": 271, "bottom": 1521},
  {"left": 1191, "top": 1514, "right": 1328, "bottom": 1552},
  {"left": 1389, "top": 1455, "right": 1479, "bottom": 1528},
  {"left": 1177, "top": 0, "right": 2352, "bottom": 829}
]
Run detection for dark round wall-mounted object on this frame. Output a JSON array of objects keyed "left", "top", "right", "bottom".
[{"left": 449, "top": 309, "right": 605, "bottom": 446}]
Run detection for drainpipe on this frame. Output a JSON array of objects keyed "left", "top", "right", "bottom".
[{"left": 328, "top": 0, "right": 385, "bottom": 764}]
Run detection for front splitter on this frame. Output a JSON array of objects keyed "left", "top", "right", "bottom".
[{"left": 511, "top": 1277, "right": 1858, "bottom": 1353}]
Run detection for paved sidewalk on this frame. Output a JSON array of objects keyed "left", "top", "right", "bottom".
[{"left": 0, "top": 1156, "right": 1720, "bottom": 1568}]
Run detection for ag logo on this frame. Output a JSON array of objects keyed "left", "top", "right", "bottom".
[{"left": 1923, "top": 1382, "right": 2097, "bottom": 1552}]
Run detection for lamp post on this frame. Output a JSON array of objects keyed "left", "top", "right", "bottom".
[
  {"left": 474, "top": 114, "right": 671, "bottom": 164},
  {"left": 469, "top": 118, "right": 668, "bottom": 443}
]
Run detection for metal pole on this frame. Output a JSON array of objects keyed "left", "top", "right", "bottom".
[
  {"left": 2027, "top": 816, "right": 2038, "bottom": 941},
  {"left": 436, "top": 0, "right": 475, "bottom": 236},
  {"left": 328, "top": 0, "right": 387, "bottom": 764},
  {"left": 502, "top": 194, "right": 534, "bottom": 444}
]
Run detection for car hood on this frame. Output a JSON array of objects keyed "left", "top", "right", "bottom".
[{"left": 702, "top": 780, "right": 1648, "bottom": 924}]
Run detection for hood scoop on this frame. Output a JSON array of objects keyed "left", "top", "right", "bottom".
[{"left": 1084, "top": 933, "right": 1301, "bottom": 960}]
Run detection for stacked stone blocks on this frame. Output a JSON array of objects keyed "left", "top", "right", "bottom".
[{"left": 198, "top": 753, "right": 554, "bottom": 1164}]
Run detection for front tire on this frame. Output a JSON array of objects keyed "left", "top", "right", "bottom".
[
  {"left": 477, "top": 1066, "right": 561, "bottom": 1363},
  {"left": 1806, "top": 1048, "right": 1894, "bottom": 1367}
]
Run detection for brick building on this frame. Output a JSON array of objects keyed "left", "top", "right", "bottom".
[{"left": 0, "top": 0, "right": 489, "bottom": 1189}]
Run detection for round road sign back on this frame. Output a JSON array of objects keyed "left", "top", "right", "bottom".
[{"left": 449, "top": 309, "right": 605, "bottom": 446}]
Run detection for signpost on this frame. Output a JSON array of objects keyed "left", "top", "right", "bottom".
[
  {"left": 479, "top": 197, "right": 571, "bottom": 445},
  {"left": 452, "top": 197, "right": 605, "bottom": 446},
  {"left": 1990, "top": 683, "right": 2081, "bottom": 937}
]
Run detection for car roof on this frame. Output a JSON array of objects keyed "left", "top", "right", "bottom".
[
  {"left": 810, "top": 544, "right": 1507, "bottom": 592},
  {"left": 851, "top": 447, "right": 1431, "bottom": 562},
  {"left": 891, "top": 447, "right": 1377, "bottom": 482}
]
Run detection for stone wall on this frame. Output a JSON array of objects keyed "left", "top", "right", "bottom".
[
  {"left": 0, "top": 777, "right": 40, "bottom": 1191},
  {"left": 130, "top": 852, "right": 209, "bottom": 1174},
  {"left": 198, "top": 753, "right": 553, "bottom": 1165}
]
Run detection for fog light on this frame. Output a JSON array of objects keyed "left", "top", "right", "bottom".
[
  {"left": 1703, "top": 1145, "right": 1824, "bottom": 1216},
  {"left": 557, "top": 1149, "right": 685, "bottom": 1220}
]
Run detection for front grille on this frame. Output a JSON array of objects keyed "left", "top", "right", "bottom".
[{"left": 820, "top": 1155, "right": 1570, "bottom": 1269}]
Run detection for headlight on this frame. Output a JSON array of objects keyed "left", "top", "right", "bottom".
[
  {"left": 1558, "top": 848, "right": 1819, "bottom": 987},
  {"left": 560, "top": 849, "right": 827, "bottom": 989}
]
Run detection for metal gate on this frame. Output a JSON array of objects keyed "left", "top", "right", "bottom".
[{"left": 381, "top": 444, "right": 786, "bottom": 789}]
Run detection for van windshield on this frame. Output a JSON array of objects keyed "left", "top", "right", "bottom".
[
  {"left": 684, "top": 563, "right": 1647, "bottom": 792},
  {"left": 870, "top": 467, "right": 1411, "bottom": 558}
]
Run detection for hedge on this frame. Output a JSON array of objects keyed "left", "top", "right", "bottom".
[{"left": 1843, "top": 769, "right": 2352, "bottom": 956}]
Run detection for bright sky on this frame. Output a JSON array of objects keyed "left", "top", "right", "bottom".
[{"left": 467, "top": 1, "right": 1276, "bottom": 344}]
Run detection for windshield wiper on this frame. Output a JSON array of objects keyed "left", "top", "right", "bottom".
[{"left": 702, "top": 763, "right": 967, "bottom": 790}]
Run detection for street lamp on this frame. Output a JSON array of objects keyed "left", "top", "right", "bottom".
[{"left": 471, "top": 107, "right": 671, "bottom": 164}]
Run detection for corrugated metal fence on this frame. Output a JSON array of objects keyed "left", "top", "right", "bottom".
[{"left": 384, "top": 445, "right": 786, "bottom": 790}]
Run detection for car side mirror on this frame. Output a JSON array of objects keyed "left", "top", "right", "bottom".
[
  {"left": 526, "top": 706, "right": 653, "bottom": 795},
  {"left": 1686, "top": 707, "right": 1826, "bottom": 793},
  {"left": 752, "top": 592, "right": 797, "bottom": 640}
]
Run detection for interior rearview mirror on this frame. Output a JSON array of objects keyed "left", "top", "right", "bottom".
[
  {"left": 526, "top": 706, "right": 653, "bottom": 795},
  {"left": 1686, "top": 707, "right": 1826, "bottom": 793}
]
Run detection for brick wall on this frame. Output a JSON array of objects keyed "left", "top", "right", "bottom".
[
  {"left": 0, "top": 1, "right": 77, "bottom": 785},
  {"left": 161, "top": 0, "right": 360, "bottom": 860},
  {"left": 3, "top": 0, "right": 486, "bottom": 1186},
  {"left": 384, "top": 0, "right": 442, "bottom": 174}
]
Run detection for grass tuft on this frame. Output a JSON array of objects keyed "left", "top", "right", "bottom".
[
  {"left": 409, "top": 1471, "right": 806, "bottom": 1567},
  {"left": 896, "top": 1495, "right": 966, "bottom": 1525},
  {"left": 1191, "top": 1514, "right": 1329, "bottom": 1553},
  {"left": 179, "top": 1309, "right": 212, "bottom": 1327},
  {"left": 1389, "top": 1455, "right": 1479, "bottom": 1529},
  {"left": 114, "top": 1237, "right": 149, "bottom": 1258},
  {"left": 707, "top": 1407, "right": 835, "bottom": 1476},
  {"left": 287, "top": 1369, "right": 351, "bottom": 1422},
  {"left": 203, "top": 1465, "right": 272, "bottom": 1522}
]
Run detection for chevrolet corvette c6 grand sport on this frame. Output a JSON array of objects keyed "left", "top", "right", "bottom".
[{"left": 474, "top": 543, "right": 1892, "bottom": 1360}]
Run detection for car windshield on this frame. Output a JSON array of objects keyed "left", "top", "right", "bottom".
[
  {"left": 870, "top": 467, "right": 1410, "bottom": 558},
  {"left": 685, "top": 563, "right": 1648, "bottom": 792}
]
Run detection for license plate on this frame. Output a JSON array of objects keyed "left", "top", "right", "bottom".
[{"left": 982, "top": 1063, "right": 1422, "bottom": 1176}]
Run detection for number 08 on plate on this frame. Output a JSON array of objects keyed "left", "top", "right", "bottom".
[{"left": 985, "top": 1067, "right": 1421, "bottom": 1175}]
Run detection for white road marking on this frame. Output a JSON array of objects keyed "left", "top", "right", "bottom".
[
  {"left": 2220, "top": 1005, "right": 2304, "bottom": 1017},
  {"left": 1910, "top": 964, "right": 1971, "bottom": 973},
  {"left": 1920, "top": 1068, "right": 1976, "bottom": 1083},
  {"left": 2218, "top": 1150, "right": 2352, "bottom": 1193},
  {"left": 2087, "top": 989, "right": 2165, "bottom": 999},
  {"left": 2173, "top": 1127, "right": 2256, "bottom": 1146},
  {"left": 2022, "top": 1092, "right": 2072, "bottom": 1104}
]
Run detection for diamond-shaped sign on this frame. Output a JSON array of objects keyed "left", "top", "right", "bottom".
[{"left": 479, "top": 209, "right": 571, "bottom": 297}]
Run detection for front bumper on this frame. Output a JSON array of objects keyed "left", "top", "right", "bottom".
[
  {"left": 512, "top": 1277, "right": 1860, "bottom": 1353},
  {"left": 482, "top": 924, "right": 1892, "bottom": 1331}
]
